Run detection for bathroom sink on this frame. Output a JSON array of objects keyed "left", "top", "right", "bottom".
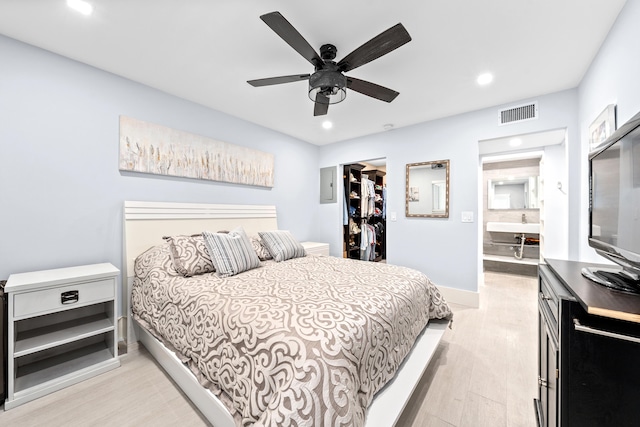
[{"left": 486, "top": 222, "right": 540, "bottom": 233}]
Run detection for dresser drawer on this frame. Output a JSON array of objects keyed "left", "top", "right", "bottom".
[
  {"left": 539, "top": 264, "right": 566, "bottom": 325},
  {"left": 13, "top": 278, "right": 115, "bottom": 318},
  {"left": 539, "top": 269, "right": 558, "bottom": 323}
]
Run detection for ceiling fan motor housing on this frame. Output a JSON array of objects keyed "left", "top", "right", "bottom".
[{"left": 320, "top": 44, "right": 338, "bottom": 60}]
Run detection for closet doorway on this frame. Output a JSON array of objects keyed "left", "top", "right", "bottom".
[{"left": 342, "top": 158, "right": 387, "bottom": 262}]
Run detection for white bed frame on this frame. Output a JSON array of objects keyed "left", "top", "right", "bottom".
[{"left": 123, "top": 201, "right": 448, "bottom": 427}]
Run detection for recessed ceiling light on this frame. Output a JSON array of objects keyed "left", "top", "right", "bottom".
[
  {"left": 477, "top": 73, "right": 493, "bottom": 86},
  {"left": 383, "top": 123, "right": 394, "bottom": 131},
  {"left": 509, "top": 138, "right": 522, "bottom": 147},
  {"left": 67, "top": 0, "right": 93, "bottom": 16},
  {"left": 322, "top": 121, "right": 333, "bottom": 130}
]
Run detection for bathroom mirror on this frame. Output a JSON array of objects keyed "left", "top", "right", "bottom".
[
  {"left": 488, "top": 176, "right": 539, "bottom": 209},
  {"left": 406, "top": 160, "right": 450, "bottom": 218}
]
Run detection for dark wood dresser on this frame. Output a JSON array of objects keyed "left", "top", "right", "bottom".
[{"left": 535, "top": 258, "right": 640, "bottom": 427}]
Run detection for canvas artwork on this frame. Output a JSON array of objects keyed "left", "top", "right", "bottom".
[{"left": 119, "top": 116, "right": 274, "bottom": 187}]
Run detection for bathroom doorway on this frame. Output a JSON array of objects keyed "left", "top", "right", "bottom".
[
  {"left": 478, "top": 128, "right": 567, "bottom": 277},
  {"left": 482, "top": 154, "right": 542, "bottom": 276}
]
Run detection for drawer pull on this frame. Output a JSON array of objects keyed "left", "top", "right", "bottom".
[
  {"left": 61, "top": 290, "right": 79, "bottom": 304},
  {"left": 573, "top": 318, "right": 640, "bottom": 344},
  {"left": 538, "top": 376, "right": 548, "bottom": 388}
]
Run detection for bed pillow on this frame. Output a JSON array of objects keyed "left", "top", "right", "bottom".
[
  {"left": 163, "top": 234, "right": 215, "bottom": 277},
  {"left": 258, "top": 230, "right": 306, "bottom": 262},
  {"left": 250, "top": 235, "right": 273, "bottom": 261},
  {"left": 202, "top": 227, "right": 261, "bottom": 277}
]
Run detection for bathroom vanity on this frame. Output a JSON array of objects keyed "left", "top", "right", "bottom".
[{"left": 484, "top": 221, "right": 540, "bottom": 267}]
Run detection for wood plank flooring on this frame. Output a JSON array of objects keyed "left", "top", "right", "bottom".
[
  {"left": 397, "top": 271, "right": 538, "bottom": 427},
  {"left": 0, "top": 271, "right": 538, "bottom": 427}
]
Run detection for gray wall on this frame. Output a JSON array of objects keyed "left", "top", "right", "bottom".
[
  {"left": 318, "top": 91, "right": 578, "bottom": 293},
  {"left": 0, "top": 35, "right": 320, "bottom": 288},
  {"left": 578, "top": 0, "right": 640, "bottom": 263}
]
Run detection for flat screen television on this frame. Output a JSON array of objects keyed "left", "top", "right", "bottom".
[{"left": 582, "top": 110, "right": 640, "bottom": 293}]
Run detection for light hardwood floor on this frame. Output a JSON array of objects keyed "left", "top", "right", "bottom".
[
  {"left": 0, "top": 271, "right": 538, "bottom": 427},
  {"left": 396, "top": 271, "right": 538, "bottom": 427}
]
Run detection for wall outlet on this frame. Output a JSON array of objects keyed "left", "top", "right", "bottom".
[{"left": 390, "top": 212, "right": 397, "bottom": 222}]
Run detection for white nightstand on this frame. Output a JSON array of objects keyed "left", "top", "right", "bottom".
[
  {"left": 4, "top": 263, "right": 121, "bottom": 410},
  {"left": 302, "top": 241, "right": 330, "bottom": 256}
]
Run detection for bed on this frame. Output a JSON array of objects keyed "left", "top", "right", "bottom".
[{"left": 123, "top": 201, "right": 452, "bottom": 427}]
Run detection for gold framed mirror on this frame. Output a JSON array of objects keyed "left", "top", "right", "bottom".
[{"left": 406, "top": 160, "right": 450, "bottom": 218}]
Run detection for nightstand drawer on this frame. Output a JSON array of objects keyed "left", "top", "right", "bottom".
[{"left": 13, "top": 278, "right": 115, "bottom": 318}]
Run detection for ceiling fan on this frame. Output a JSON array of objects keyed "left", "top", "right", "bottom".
[{"left": 247, "top": 11, "right": 412, "bottom": 116}]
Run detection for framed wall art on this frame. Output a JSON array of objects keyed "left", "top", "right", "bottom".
[
  {"left": 119, "top": 116, "right": 274, "bottom": 187},
  {"left": 589, "top": 104, "right": 616, "bottom": 152}
]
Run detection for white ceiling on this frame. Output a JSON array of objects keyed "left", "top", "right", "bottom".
[{"left": 0, "top": 0, "right": 627, "bottom": 146}]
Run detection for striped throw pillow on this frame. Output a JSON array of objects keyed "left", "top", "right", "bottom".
[
  {"left": 202, "top": 227, "right": 261, "bottom": 277},
  {"left": 258, "top": 230, "right": 306, "bottom": 262}
]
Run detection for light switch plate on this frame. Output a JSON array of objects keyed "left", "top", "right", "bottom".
[
  {"left": 390, "top": 212, "right": 397, "bottom": 222},
  {"left": 461, "top": 211, "right": 474, "bottom": 223}
]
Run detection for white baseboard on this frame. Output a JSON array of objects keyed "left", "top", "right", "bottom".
[{"left": 436, "top": 284, "right": 479, "bottom": 308}]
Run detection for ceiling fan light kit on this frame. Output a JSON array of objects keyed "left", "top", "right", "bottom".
[
  {"left": 308, "top": 72, "right": 347, "bottom": 105},
  {"left": 247, "top": 11, "right": 411, "bottom": 116}
]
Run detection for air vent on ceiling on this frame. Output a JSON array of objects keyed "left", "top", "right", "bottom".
[{"left": 499, "top": 102, "right": 538, "bottom": 125}]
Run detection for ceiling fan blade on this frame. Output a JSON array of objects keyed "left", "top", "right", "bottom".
[
  {"left": 347, "top": 77, "right": 399, "bottom": 102},
  {"left": 337, "top": 23, "right": 411, "bottom": 72},
  {"left": 247, "top": 74, "right": 310, "bottom": 87},
  {"left": 314, "top": 93, "right": 330, "bottom": 116},
  {"left": 261, "top": 12, "right": 323, "bottom": 68}
]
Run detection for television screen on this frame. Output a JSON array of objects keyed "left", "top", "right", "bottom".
[{"left": 589, "top": 117, "right": 640, "bottom": 268}]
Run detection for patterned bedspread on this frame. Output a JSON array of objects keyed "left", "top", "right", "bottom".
[{"left": 131, "top": 243, "right": 452, "bottom": 426}]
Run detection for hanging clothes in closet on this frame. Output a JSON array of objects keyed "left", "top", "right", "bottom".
[
  {"left": 359, "top": 174, "right": 376, "bottom": 261},
  {"left": 360, "top": 176, "right": 375, "bottom": 218},
  {"left": 360, "top": 222, "right": 376, "bottom": 261},
  {"left": 382, "top": 186, "right": 387, "bottom": 219}
]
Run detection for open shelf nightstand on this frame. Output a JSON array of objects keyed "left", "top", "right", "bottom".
[{"left": 4, "top": 263, "right": 121, "bottom": 410}]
